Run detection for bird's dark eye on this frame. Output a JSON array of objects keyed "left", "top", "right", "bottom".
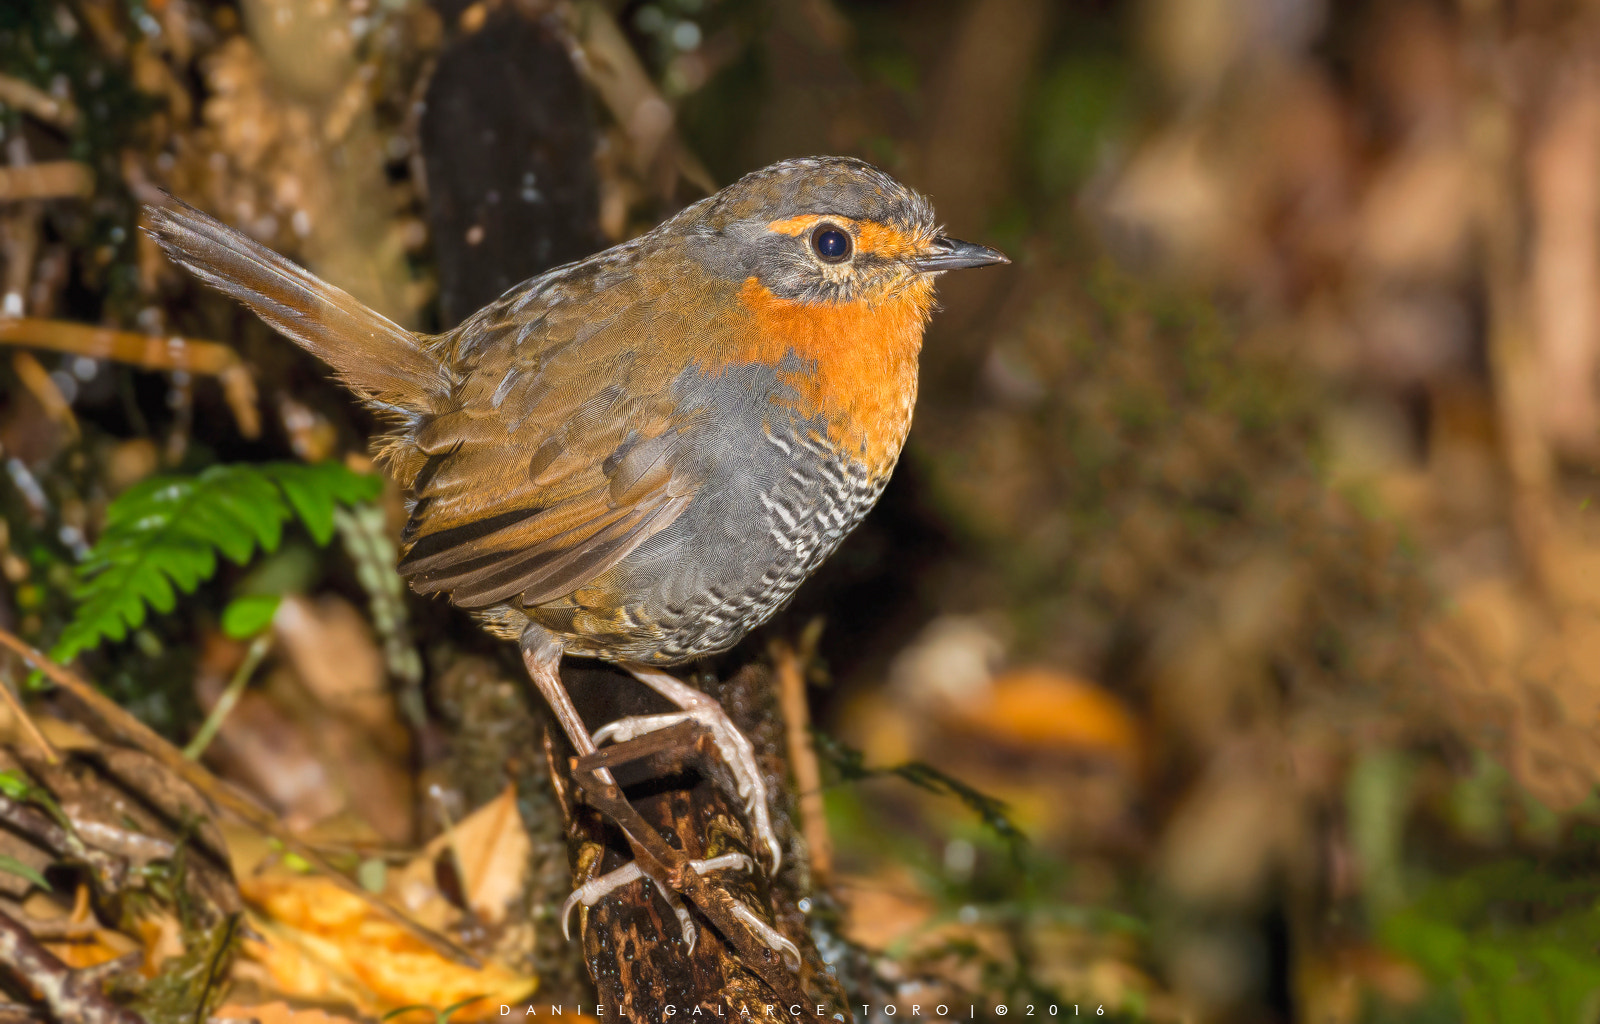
[{"left": 811, "top": 225, "right": 852, "bottom": 263}]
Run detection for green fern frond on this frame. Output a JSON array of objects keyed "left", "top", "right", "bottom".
[{"left": 51, "top": 462, "right": 382, "bottom": 665}]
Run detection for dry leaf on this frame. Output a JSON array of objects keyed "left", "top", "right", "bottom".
[
  {"left": 199, "top": 594, "right": 414, "bottom": 841},
  {"left": 837, "top": 867, "right": 935, "bottom": 950},
  {"left": 391, "top": 784, "right": 532, "bottom": 932},
  {"left": 951, "top": 667, "right": 1141, "bottom": 762},
  {"left": 241, "top": 874, "right": 536, "bottom": 1020},
  {"left": 437, "top": 784, "right": 531, "bottom": 926},
  {"left": 214, "top": 1002, "right": 363, "bottom": 1024},
  {"left": 273, "top": 596, "right": 392, "bottom": 733}
]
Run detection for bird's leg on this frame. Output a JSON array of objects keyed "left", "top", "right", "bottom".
[
  {"left": 519, "top": 630, "right": 696, "bottom": 945},
  {"left": 519, "top": 630, "right": 612, "bottom": 783},
  {"left": 595, "top": 663, "right": 782, "bottom": 872}
]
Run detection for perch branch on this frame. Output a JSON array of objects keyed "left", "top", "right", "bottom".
[
  {"left": 552, "top": 660, "right": 850, "bottom": 1013},
  {"left": 571, "top": 724, "right": 807, "bottom": 1003}
]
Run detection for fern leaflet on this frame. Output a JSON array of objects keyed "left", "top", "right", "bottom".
[{"left": 51, "top": 462, "right": 382, "bottom": 664}]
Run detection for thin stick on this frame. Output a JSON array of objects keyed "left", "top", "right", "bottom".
[
  {"left": 0, "top": 162, "right": 92, "bottom": 201},
  {"left": 0, "top": 626, "right": 480, "bottom": 968},
  {"left": 0, "top": 671, "right": 60, "bottom": 766},
  {"left": 0, "top": 73, "right": 78, "bottom": 129},
  {"left": 0, "top": 317, "right": 260, "bottom": 437},
  {"left": 772, "top": 640, "right": 831, "bottom": 882},
  {"left": 0, "top": 317, "right": 240, "bottom": 373},
  {"left": 10, "top": 351, "right": 79, "bottom": 440},
  {"left": 184, "top": 633, "right": 269, "bottom": 760}
]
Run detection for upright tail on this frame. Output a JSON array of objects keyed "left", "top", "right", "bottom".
[{"left": 142, "top": 197, "right": 446, "bottom": 413}]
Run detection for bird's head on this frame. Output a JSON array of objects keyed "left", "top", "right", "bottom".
[{"left": 680, "top": 155, "right": 1008, "bottom": 307}]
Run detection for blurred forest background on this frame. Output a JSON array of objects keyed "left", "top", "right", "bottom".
[{"left": 2, "top": 0, "right": 1600, "bottom": 1020}]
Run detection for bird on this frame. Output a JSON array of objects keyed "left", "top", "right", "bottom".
[{"left": 143, "top": 155, "right": 1007, "bottom": 963}]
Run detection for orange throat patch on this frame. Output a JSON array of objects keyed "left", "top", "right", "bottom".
[{"left": 730, "top": 275, "right": 934, "bottom": 472}]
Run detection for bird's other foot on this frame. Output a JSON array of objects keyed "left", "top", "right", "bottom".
[{"left": 593, "top": 707, "right": 782, "bottom": 872}]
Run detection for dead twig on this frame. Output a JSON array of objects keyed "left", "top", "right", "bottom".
[
  {"left": 9, "top": 353, "right": 78, "bottom": 441},
  {"left": 557, "top": 0, "right": 715, "bottom": 193},
  {"left": 0, "top": 671, "right": 60, "bottom": 767},
  {"left": 13, "top": 917, "right": 101, "bottom": 943},
  {"left": 0, "top": 145, "right": 42, "bottom": 317},
  {"left": 771, "top": 640, "right": 830, "bottom": 883},
  {"left": 0, "top": 318, "right": 260, "bottom": 438},
  {"left": 0, "top": 627, "right": 481, "bottom": 969},
  {"left": 0, "top": 905, "right": 144, "bottom": 1024},
  {"left": 0, "top": 791, "right": 127, "bottom": 890},
  {"left": 0, "top": 164, "right": 92, "bottom": 202},
  {"left": 0, "top": 75, "right": 77, "bottom": 131}
]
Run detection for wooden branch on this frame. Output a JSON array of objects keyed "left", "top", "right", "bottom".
[{"left": 570, "top": 726, "right": 807, "bottom": 1003}]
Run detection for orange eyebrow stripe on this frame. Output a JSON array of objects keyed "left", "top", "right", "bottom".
[
  {"left": 765, "top": 214, "right": 829, "bottom": 236},
  {"left": 764, "top": 214, "right": 925, "bottom": 259}
]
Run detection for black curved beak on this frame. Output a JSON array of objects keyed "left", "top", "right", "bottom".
[{"left": 912, "top": 236, "right": 1010, "bottom": 273}]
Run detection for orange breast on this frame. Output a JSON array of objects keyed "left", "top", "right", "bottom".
[{"left": 723, "top": 276, "right": 934, "bottom": 472}]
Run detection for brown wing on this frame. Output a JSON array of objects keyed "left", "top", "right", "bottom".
[{"left": 395, "top": 246, "right": 710, "bottom": 610}]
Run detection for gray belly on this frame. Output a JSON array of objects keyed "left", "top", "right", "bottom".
[
  {"left": 635, "top": 430, "right": 886, "bottom": 663},
  {"left": 528, "top": 358, "right": 905, "bottom": 664}
]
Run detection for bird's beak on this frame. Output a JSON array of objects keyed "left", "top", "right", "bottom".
[{"left": 912, "top": 236, "right": 1010, "bottom": 273}]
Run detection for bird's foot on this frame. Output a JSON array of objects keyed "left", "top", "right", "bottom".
[
  {"left": 593, "top": 707, "right": 781, "bottom": 872},
  {"left": 560, "top": 852, "right": 756, "bottom": 952}
]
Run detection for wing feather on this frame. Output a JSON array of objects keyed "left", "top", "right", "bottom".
[{"left": 394, "top": 239, "right": 715, "bottom": 612}]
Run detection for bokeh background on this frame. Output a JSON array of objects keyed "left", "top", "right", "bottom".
[{"left": 4, "top": 0, "right": 1600, "bottom": 1020}]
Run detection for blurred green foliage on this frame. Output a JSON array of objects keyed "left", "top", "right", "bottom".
[
  {"left": 1380, "top": 855, "right": 1600, "bottom": 1024},
  {"left": 52, "top": 461, "right": 380, "bottom": 665}
]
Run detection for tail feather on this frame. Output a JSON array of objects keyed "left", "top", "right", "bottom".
[{"left": 142, "top": 196, "right": 445, "bottom": 412}]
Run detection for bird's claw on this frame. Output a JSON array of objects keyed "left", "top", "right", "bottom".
[
  {"left": 593, "top": 710, "right": 783, "bottom": 872},
  {"left": 729, "top": 902, "right": 802, "bottom": 972},
  {"left": 560, "top": 851, "right": 756, "bottom": 949}
]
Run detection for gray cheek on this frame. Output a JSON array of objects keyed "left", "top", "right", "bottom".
[{"left": 689, "top": 223, "right": 820, "bottom": 298}]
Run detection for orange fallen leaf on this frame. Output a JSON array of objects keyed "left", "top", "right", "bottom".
[
  {"left": 949, "top": 667, "right": 1141, "bottom": 761},
  {"left": 214, "top": 1002, "right": 363, "bottom": 1024},
  {"left": 241, "top": 875, "right": 535, "bottom": 1021},
  {"left": 34, "top": 884, "right": 140, "bottom": 972}
]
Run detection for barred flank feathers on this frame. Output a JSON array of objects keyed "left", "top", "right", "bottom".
[{"left": 142, "top": 196, "right": 446, "bottom": 412}]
